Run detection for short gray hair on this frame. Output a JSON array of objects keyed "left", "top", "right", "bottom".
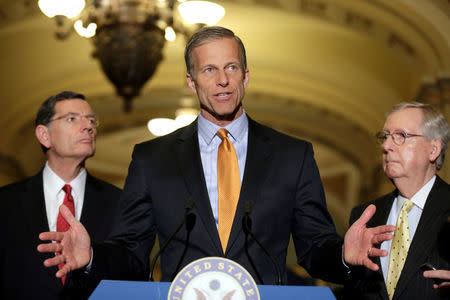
[
  {"left": 388, "top": 102, "right": 450, "bottom": 170},
  {"left": 184, "top": 26, "right": 247, "bottom": 80}
]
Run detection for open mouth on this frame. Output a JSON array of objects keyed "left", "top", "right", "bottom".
[{"left": 215, "top": 92, "right": 232, "bottom": 99}]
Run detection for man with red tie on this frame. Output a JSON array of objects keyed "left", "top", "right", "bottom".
[{"left": 0, "top": 91, "right": 121, "bottom": 299}]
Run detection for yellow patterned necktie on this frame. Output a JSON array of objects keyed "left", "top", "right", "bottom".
[
  {"left": 217, "top": 128, "right": 241, "bottom": 253},
  {"left": 386, "top": 199, "right": 415, "bottom": 299}
]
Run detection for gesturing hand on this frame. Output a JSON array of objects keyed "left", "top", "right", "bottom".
[
  {"left": 423, "top": 269, "right": 450, "bottom": 296},
  {"left": 37, "top": 204, "right": 92, "bottom": 278},
  {"left": 343, "top": 204, "right": 396, "bottom": 271}
]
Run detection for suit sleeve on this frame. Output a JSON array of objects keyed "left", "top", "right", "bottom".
[
  {"left": 90, "top": 144, "right": 156, "bottom": 280},
  {"left": 291, "top": 143, "right": 348, "bottom": 283}
]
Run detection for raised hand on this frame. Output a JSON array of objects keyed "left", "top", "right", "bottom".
[
  {"left": 343, "top": 204, "right": 396, "bottom": 271},
  {"left": 37, "top": 204, "right": 92, "bottom": 278}
]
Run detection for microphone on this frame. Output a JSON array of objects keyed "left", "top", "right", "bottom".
[
  {"left": 171, "top": 213, "right": 197, "bottom": 279},
  {"left": 149, "top": 196, "right": 195, "bottom": 281},
  {"left": 242, "top": 201, "right": 283, "bottom": 285}
]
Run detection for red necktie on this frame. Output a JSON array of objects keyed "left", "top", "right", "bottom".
[{"left": 57, "top": 184, "right": 75, "bottom": 285}]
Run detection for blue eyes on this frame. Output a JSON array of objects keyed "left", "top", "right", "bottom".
[{"left": 203, "top": 65, "right": 237, "bottom": 73}]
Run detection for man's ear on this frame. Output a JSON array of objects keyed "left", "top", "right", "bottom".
[
  {"left": 429, "top": 139, "right": 442, "bottom": 163},
  {"left": 243, "top": 69, "right": 250, "bottom": 89},
  {"left": 186, "top": 73, "right": 197, "bottom": 94},
  {"left": 35, "top": 125, "right": 51, "bottom": 149}
]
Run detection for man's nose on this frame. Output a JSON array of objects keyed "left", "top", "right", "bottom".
[
  {"left": 382, "top": 134, "right": 395, "bottom": 151},
  {"left": 80, "top": 116, "right": 95, "bottom": 132},
  {"left": 216, "top": 70, "right": 229, "bottom": 87}
]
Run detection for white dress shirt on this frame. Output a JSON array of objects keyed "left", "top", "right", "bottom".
[
  {"left": 43, "top": 161, "right": 86, "bottom": 231},
  {"left": 380, "top": 175, "right": 436, "bottom": 281},
  {"left": 197, "top": 111, "right": 248, "bottom": 228}
]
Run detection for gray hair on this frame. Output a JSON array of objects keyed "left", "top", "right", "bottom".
[
  {"left": 184, "top": 26, "right": 247, "bottom": 80},
  {"left": 388, "top": 102, "right": 450, "bottom": 170}
]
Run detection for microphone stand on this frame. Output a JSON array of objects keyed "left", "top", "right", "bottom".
[
  {"left": 242, "top": 201, "right": 283, "bottom": 285},
  {"left": 149, "top": 197, "right": 195, "bottom": 281},
  {"left": 171, "top": 213, "right": 196, "bottom": 280},
  {"left": 243, "top": 213, "right": 264, "bottom": 284}
]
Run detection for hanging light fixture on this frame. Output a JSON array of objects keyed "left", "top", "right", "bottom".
[
  {"left": 38, "top": 0, "right": 225, "bottom": 112},
  {"left": 147, "top": 95, "right": 198, "bottom": 136}
]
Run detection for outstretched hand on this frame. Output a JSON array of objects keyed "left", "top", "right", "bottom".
[
  {"left": 343, "top": 204, "right": 396, "bottom": 271},
  {"left": 423, "top": 270, "right": 450, "bottom": 295},
  {"left": 37, "top": 204, "right": 92, "bottom": 278}
]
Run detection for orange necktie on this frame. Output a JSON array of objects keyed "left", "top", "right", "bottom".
[
  {"left": 217, "top": 128, "right": 241, "bottom": 253},
  {"left": 57, "top": 184, "right": 75, "bottom": 285}
]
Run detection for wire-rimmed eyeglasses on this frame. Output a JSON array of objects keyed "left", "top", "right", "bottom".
[
  {"left": 50, "top": 112, "right": 99, "bottom": 128},
  {"left": 375, "top": 131, "right": 423, "bottom": 146}
]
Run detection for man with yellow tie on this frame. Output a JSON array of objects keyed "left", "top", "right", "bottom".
[
  {"left": 346, "top": 102, "right": 450, "bottom": 299},
  {"left": 38, "top": 26, "right": 396, "bottom": 288}
]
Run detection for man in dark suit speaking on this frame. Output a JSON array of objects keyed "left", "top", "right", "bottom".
[
  {"left": 0, "top": 91, "right": 121, "bottom": 299},
  {"left": 38, "top": 27, "right": 395, "bottom": 285},
  {"left": 346, "top": 102, "right": 450, "bottom": 299}
]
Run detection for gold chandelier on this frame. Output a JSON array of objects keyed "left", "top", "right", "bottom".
[{"left": 38, "top": 0, "right": 225, "bottom": 112}]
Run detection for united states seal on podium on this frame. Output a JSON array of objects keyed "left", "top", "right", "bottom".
[{"left": 167, "top": 257, "right": 260, "bottom": 300}]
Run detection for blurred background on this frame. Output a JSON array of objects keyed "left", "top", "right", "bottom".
[{"left": 1, "top": 0, "right": 449, "bottom": 289}]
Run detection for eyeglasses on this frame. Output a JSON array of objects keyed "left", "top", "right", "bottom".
[
  {"left": 50, "top": 112, "right": 99, "bottom": 128},
  {"left": 375, "top": 131, "right": 423, "bottom": 146}
]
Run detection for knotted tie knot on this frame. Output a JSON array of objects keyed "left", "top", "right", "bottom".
[{"left": 62, "top": 184, "right": 73, "bottom": 203}]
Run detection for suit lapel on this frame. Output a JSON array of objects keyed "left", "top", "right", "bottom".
[
  {"left": 394, "top": 177, "right": 450, "bottom": 298},
  {"left": 80, "top": 173, "right": 101, "bottom": 237},
  {"left": 21, "top": 171, "right": 51, "bottom": 235},
  {"left": 21, "top": 171, "right": 62, "bottom": 287},
  {"left": 369, "top": 192, "right": 395, "bottom": 228},
  {"left": 175, "top": 121, "right": 223, "bottom": 255},
  {"left": 226, "top": 118, "right": 273, "bottom": 254}
]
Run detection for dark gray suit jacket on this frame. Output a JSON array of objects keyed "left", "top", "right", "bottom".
[
  {"left": 346, "top": 176, "right": 450, "bottom": 300},
  {"left": 0, "top": 170, "right": 121, "bottom": 300},
  {"left": 91, "top": 118, "right": 347, "bottom": 285}
]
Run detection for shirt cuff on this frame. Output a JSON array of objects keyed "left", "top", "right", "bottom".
[
  {"left": 342, "top": 244, "right": 352, "bottom": 276},
  {"left": 84, "top": 247, "right": 94, "bottom": 274}
]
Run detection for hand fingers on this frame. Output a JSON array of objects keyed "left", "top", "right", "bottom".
[
  {"left": 356, "top": 204, "right": 376, "bottom": 226},
  {"left": 372, "top": 233, "right": 394, "bottom": 245},
  {"left": 368, "top": 248, "right": 388, "bottom": 257},
  {"left": 371, "top": 224, "right": 396, "bottom": 235},
  {"left": 39, "top": 231, "right": 64, "bottom": 242},
  {"left": 43, "top": 254, "right": 65, "bottom": 268},
  {"left": 37, "top": 242, "right": 63, "bottom": 253},
  {"left": 56, "top": 263, "right": 72, "bottom": 278},
  {"left": 60, "top": 204, "right": 77, "bottom": 226},
  {"left": 364, "top": 258, "right": 380, "bottom": 272},
  {"left": 423, "top": 270, "right": 450, "bottom": 280}
]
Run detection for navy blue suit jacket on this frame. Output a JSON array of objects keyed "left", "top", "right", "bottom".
[{"left": 91, "top": 118, "right": 346, "bottom": 284}]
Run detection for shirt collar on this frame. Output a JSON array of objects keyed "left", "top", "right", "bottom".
[
  {"left": 198, "top": 110, "right": 248, "bottom": 145},
  {"left": 397, "top": 175, "right": 436, "bottom": 210},
  {"left": 43, "top": 161, "right": 87, "bottom": 200}
]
